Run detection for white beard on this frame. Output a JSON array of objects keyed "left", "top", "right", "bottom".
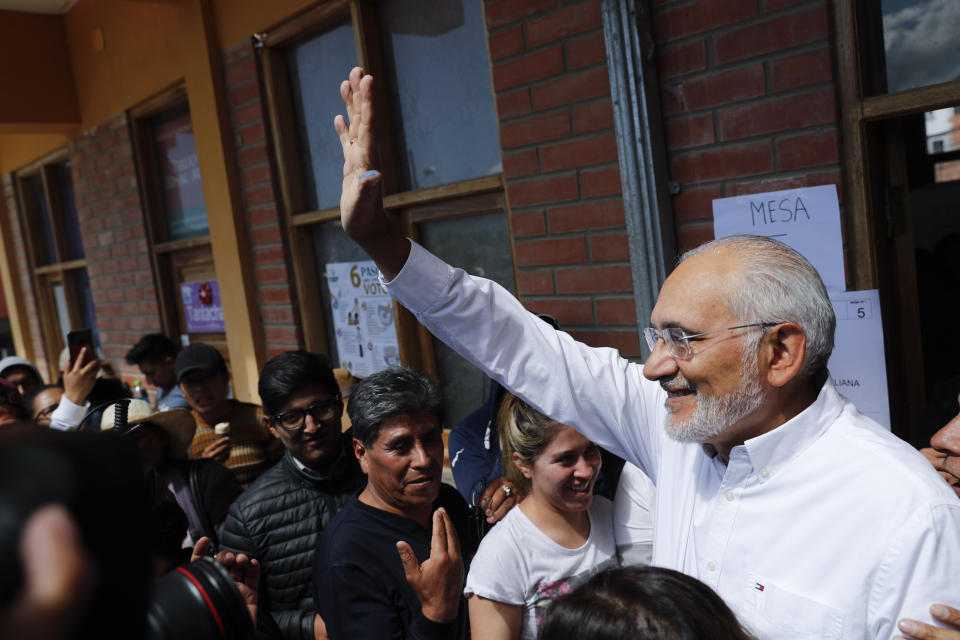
[{"left": 663, "top": 349, "right": 765, "bottom": 443}]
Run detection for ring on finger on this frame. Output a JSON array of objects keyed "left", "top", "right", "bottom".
[{"left": 501, "top": 484, "right": 513, "bottom": 497}]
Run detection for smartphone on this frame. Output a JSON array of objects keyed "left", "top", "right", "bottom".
[{"left": 67, "top": 328, "right": 94, "bottom": 368}]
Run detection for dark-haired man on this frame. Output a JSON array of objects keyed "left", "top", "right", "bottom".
[
  {"left": 313, "top": 367, "right": 472, "bottom": 640},
  {"left": 220, "top": 351, "right": 364, "bottom": 640},
  {"left": 125, "top": 333, "right": 190, "bottom": 411}
]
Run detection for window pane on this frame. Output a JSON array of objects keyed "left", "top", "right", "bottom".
[
  {"left": 287, "top": 22, "right": 357, "bottom": 212},
  {"left": 880, "top": 0, "right": 960, "bottom": 94},
  {"left": 52, "top": 280, "right": 71, "bottom": 346},
  {"left": 56, "top": 162, "right": 85, "bottom": 260},
  {"left": 418, "top": 211, "right": 515, "bottom": 426},
  {"left": 152, "top": 105, "right": 210, "bottom": 241},
  {"left": 379, "top": 0, "right": 502, "bottom": 191},
  {"left": 312, "top": 220, "right": 369, "bottom": 366},
  {"left": 73, "top": 269, "right": 101, "bottom": 351},
  {"left": 25, "top": 174, "right": 57, "bottom": 266}
]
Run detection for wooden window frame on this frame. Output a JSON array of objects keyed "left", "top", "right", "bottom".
[
  {"left": 257, "top": 0, "right": 514, "bottom": 377},
  {"left": 14, "top": 149, "right": 92, "bottom": 368},
  {"left": 832, "top": 0, "right": 960, "bottom": 439},
  {"left": 129, "top": 84, "right": 213, "bottom": 342}
]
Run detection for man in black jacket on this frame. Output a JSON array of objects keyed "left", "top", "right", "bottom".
[{"left": 220, "top": 351, "right": 365, "bottom": 640}]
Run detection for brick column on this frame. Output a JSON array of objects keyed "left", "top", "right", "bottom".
[
  {"left": 69, "top": 113, "right": 163, "bottom": 383},
  {"left": 223, "top": 40, "right": 302, "bottom": 360},
  {"left": 486, "top": 0, "right": 641, "bottom": 357},
  {"left": 653, "top": 0, "right": 843, "bottom": 253}
]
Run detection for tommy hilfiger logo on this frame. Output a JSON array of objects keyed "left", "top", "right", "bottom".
[{"left": 754, "top": 583, "right": 765, "bottom": 592}]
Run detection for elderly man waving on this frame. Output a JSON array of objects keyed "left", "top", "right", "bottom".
[{"left": 331, "top": 66, "right": 960, "bottom": 639}]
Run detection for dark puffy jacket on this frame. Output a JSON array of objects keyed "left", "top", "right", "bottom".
[{"left": 220, "top": 442, "right": 365, "bottom": 640}]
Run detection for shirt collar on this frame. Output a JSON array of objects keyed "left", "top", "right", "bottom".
[{"left": 739, "top": 378, "right": 844, "bottom": 476}]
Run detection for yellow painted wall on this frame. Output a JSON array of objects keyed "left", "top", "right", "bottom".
[
  {"left": 0, "top": 133, "right": 75, "bottom": 175},
  {"left": 213, "top": 0, "right": 317, "bottom": 47},
  {"left": 0, "top": 12, "right": 79, "bottom": 127},
  {"left": 64, "top": 0, "right": 182, "bottom": 131}
]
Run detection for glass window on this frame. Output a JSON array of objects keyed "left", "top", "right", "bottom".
[
  {"left": 151, "top": 105, "right": 209, "bottom": 241},
  {"left": 56, "top": 163, "right": 85, "bottom": 261},
  {"left": 25, "top": 174, "right": 56, "bottom": 266},
  {"left": 379, "top": 0, "right": 501, "bottom": 191},
  {"left": 287, "top": 23, "right": 358, "bottom": 212},
  {"left": 880, "top": 0, "right": 960, "bottom": 94},
  {"left": 418, "top": 211, "right": 515, "bottom": 425},
  {"left": 923, "top": 108, "right": 958, "bottom": 155}
]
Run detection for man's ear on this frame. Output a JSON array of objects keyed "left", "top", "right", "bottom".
[
  {"left": 512, "top": 451, "right": 533, "bottom": 480},
  {"left": 762, "top": 323, "right": 807, "bottom": 388},
  {"left": 264, "top": 416, "right": 281, "bottom": 440},
  {"left": 353, "top": 437, "right": 369, "bottom": 474}
]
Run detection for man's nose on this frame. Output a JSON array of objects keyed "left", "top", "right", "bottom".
[
  {"left": 410, "top": 443, "right": 435, "bottom": 468},
  {"left": 931, "top": 413, "right": 960, "bottom": 454},
  {"left": 642, "top": 336, "right": 679, "bottom": 381}
]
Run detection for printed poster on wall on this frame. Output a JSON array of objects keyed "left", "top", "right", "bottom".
[
  {"left": 325, "top": 261, "right": 401, "bottom": 377},
  {"left": 180, "top": 280, "right": 224, "bottom": 333},
  {"left": 711, "top": 184, "right": 846, "bottom": 292}
]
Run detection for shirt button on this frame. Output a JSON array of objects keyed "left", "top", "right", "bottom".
[
  {"left": 724, "top": 491, "right": 735, "bottom": 502},
  {"left": 707, "top": 561, "right": 717, "bottom": 571},
  {"left": 759, "top": 467, "right": 770, "bottom": 478}
]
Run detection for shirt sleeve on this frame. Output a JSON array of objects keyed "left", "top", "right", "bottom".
[
  {"left": 463, "top": 524, "right": 527, "bottom": 605},
  {"left": 868, "top": 501, "right": 960, "bottom": 638},
  {"left": 48, "top": 395, "right": 89, "bottom": 431},
  {"left": 384, "top": 240, "right": 662, "bottom": 477},
  {"left": 613, "top": 463, "right": 656, "bottom": 566}
]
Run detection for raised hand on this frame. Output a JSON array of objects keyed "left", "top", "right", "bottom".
[
  {"left": 62, "top": 347, "right": 99, "bottom": 406},
  {"left": 334, "top": 67, "right": 409, "bottom": 279},
  {"left": 396, "top": 507, "right": 464, "bottom": 624}
]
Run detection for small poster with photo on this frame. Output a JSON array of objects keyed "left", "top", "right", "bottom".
[{"left": 325, "top": 260, "right": 401, "bottom": 377}]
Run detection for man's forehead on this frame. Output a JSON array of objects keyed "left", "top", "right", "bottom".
[
  {"left": 652, "top": 257, "right": 739, "bottom": 327},
  {"left": 377, "top": 410, "right": 440, "bottom": 439}
]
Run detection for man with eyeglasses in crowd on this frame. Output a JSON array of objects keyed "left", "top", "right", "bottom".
[
  {"left": 219, "top": 351, "right": 365, "bottom": 640},
  {"left": 332, "top": 67, "right": 960, "bottom": 638}
]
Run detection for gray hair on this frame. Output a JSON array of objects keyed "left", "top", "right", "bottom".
[
  {"left": 348, "top": 367, "right": 442, "bottom": 445},
  {"left": 680, "top": 235, "right": 836, "bottom": 378}
]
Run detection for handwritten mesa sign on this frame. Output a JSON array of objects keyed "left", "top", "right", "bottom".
[{"left": 712, "top": 184, "right": 845, "bottom": 293}]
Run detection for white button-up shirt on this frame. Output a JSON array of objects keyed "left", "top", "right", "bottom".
[{"left": 386, "top": 241, "right": 960, "bottom": 639}]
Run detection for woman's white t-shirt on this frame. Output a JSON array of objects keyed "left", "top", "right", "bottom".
[{"left": 464, "top": 496, "right": 619, "bottom": 640}]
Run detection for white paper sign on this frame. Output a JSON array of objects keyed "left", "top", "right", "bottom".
[
  {"left": 827, "top": 289, "right": 890, "bottom": 429},
  {"left": 712, "top": 185, "right": 846, "bottom": 292},
  {"left": 325, "top": 261, "right": 401, "bottom": 377}
]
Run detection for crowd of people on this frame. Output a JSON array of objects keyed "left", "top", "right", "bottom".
[{"left": 1, "top": 65, "right": 960, "bottom": 640}]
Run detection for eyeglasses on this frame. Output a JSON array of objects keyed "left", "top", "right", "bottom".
[
  {"left": 643, "top": 323, "right": 778, "bottom": 360},
  {"left": 33, "top": 403, "right": 59, "bottom": 421},
  {"left": 270, "top": 395, "right": 341, "bottom": 432}
]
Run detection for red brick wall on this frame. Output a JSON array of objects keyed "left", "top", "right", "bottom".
[
  {"left": 222, "top": 40, "right": 303, "bottom": 360},
  {"left": 0, "top": 174, "right": 49, "bottom": 378},
  {"left": 69, "top": 113, "right": 163, "bottom": 384},
  {"left": 486, "top": 0, "right": 641, "bottom": 357},
  {"left": 653, "top": 0, "right": 843, "bottom": 253}
]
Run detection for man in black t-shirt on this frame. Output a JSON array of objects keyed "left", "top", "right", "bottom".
[{"left": 313, "top": 367, "right": 473, "bottom": 640}]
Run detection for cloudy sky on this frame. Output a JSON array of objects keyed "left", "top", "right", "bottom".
[{"left": 882, "top": 0, "right": 960, "bottom": 93}]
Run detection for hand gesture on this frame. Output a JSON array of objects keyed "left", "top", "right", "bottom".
[
  {"left": 334, "top": 67, "right": 409, "bottom": 279},
  {"left": 397, "top": 507, "right": 464, "bottom": 624},
  {"left": 897, "top": 604, "right": 960, "bottom": 639},
  {"left": 201, "top": 436, "right": 231, "bottom": 463},
  {"left": 478, "top": 477, "right": 519, "bottom": 524},
  {"left": 213, "top": 548, "right": 260, "bottom": 625},
  {"left": 62, "top": 347, "right": 99, "bottom": 405}
]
